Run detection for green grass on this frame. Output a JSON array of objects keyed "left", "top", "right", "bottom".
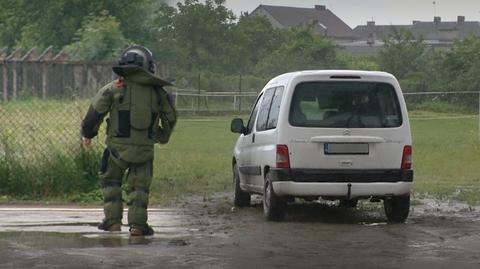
[
  {"left": 1, "top": 98, "right": 480, "bottom": 205},
  {"left": 148, "top": 112, "right": 480, "bottom": 205},
  {"left": 151, "top": 118, "right": 241, "bottom": 204},
  {"left": 149, "top": 112, "right": 480, "bottom": 205},
  {"left": 410, "top": 114, "right": 480, "bottom": 203}
]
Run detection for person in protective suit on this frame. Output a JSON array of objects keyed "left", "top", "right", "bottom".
[{"left": 81, "top": 45, "right": 177, "bottom": 236}]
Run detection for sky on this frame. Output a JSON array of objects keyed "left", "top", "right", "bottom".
[{"left": 167, "top": 0, "right": 480, "bottom": 28}]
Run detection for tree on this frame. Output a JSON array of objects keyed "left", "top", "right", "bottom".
[
  {"left": 65, "top": 11, "right": 129, "bottom": 61},
  {"left": 378, "top": 27, "right": 429, "bottom": 92},
  {"left": 144, "top": 3, "right": 178, "bottom": 64},
  {"left": 378, "top": 28, "right": 426, "bottom": 80},
  {"left": 0, "top": 0, "right": 25, "bottom": 48},
  {"left": 254, "top": 28, "right": 343, "bottom": 77},
  {"left": 0, "top": 0, "right": 156, "bottom": 50},
  {"left": 226, "top": 14, "right": 286, "bottom": 73},
  {"left": 441, "top": 36, "right": 480, "bottom": 92},
  {"left": 172, "top": 0, "right": 235, "bottom": 71}
]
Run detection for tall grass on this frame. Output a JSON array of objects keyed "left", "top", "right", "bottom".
[
  {"left": 0, "top": 98, "right": 103, "bottom": 201},
  {"left": 0, "top": 139, "right": 102, "bottom": 199}
]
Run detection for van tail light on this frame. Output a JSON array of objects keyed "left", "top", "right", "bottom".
[
  {"left": 276, "top": 144, "right": 290, "bottom": 169},
  {"left": 401, "top": 145, "right": 412, "bottom": 169}
]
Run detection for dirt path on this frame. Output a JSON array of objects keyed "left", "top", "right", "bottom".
[{"left": 1, "top": 195, "right": 479, "bottom": 269}]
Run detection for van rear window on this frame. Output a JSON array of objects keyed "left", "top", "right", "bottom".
[{"left": 289, "top": 82, "right": 403, "bottom": 128}]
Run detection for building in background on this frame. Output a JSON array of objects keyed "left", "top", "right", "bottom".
[
  {"left": 251, "top": 4, "right": 357, "bottom": 42},
  {"left": 251, "top": 4, "right": 480, "bottom": 56},
  {"left": 352, "top": 16, "right": 480, "bottom": 53},
  {"left": 410, "top": 16, "right": 480, "bottom": 48}
]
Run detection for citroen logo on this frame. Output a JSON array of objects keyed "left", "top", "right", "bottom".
[{"left": 343, "top": 129, "right": 351, "bottom": 136}]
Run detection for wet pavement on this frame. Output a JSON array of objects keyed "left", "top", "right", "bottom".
[{"left": 1, "top": 195, "right": 480, "bottom": 269}]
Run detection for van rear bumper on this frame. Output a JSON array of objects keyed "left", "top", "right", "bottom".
[
  {"left": 269, "top": 168, "right": 413, "bottom": 197},
  {"left": 272, "top": 181, "right": 412, "bottom": 197},
  {"left": 270, "top": 168, "right": 413, "bottom": 183}
]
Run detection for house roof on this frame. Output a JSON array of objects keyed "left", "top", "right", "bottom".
[
  {"left": 410, "top": 21, "right": 480, "bottom": 41},
  {"left": 252, "top": 5, "right": 355, "bottom": 39},
  {"left": 353, "top": 25, "right": 409, "bottom": 40},
  {"left": 354, "top": 20, "right": 480, "bottom": 42}
]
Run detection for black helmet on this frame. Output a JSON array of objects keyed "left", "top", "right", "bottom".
[
  {"left": 112, "top": 45, "right": 171, "bottom": 86},
  {"left": 113, "top": 45, "right": 156, "bottom": 75}
]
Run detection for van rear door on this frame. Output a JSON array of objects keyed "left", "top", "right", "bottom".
[{"left": 287, "top": 81, "right": 409, "bottom": 170}]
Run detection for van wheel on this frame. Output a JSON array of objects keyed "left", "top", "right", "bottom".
[
  {"left": 384, "top": 195, "right": 410, "bottom": 223},
  {"left": 233, "top": 164, "right": 250, "bottom": 207},
  {"left": 263, "top": 172, "right": 286, "bottom": 221}
]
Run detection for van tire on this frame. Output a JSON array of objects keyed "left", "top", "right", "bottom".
[
  {"left": 384, "top": 195, "right": 410, "bottom": 223},
  {"left": 263, "top": 172, "right": 286, "bottom": 221},
  {"left": 233, "top": 164, "right": 250, "bottom": 207}
]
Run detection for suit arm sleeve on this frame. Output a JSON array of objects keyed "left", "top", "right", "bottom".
[
  {"left": 81, "top": 83, "right": 114, "bottom": 139},
  {"left": 155, "top": 90, "right": 177, "bottom": 144}
]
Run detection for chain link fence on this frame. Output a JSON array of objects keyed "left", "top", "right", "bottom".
[
  {"left": 404, "top": 91, "right": 480, "bottom": 140},
  {"left": 1, "top": 89, "right": 480, "bottom": 199},
  {"left": 0, "top": 98, "right": 106, "bottom": 198},
  {"left": 173, "top": 91, "right": 258, "bottom": 113}
]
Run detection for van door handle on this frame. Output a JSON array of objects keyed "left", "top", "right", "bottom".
[{"left": 252, "top": 133, "right": 255, "bottom": 143}]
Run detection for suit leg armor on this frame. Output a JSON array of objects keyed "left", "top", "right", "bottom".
[
  {"left": 126, "top": 161, "right": 153, "bottom": 230},
  {"left": 100, "top": 149, "right": 127, "bottom": 229}
]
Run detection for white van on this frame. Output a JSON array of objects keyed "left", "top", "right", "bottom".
[{"left": 231, "top": 70, "right": 413, "bottom": 222}]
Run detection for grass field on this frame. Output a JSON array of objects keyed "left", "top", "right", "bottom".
[
  {"left": 151, "top": 113, "right": 480, "bottom": 205},
  {"left": 151, "top": 117, "right": 240, "bottom": 204},
  {"left": 1, "top": 99, "right": 480, "bottom": 205},
  {"left": 410, "top": 113, "right": 480, "bottom": 203}
]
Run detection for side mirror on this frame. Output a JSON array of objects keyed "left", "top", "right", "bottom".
[{"left": 231, "top": 118, "right": 246, "bottom": 134}]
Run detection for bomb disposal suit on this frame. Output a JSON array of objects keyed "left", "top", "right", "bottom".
[{"left": 81, "top": 46, "right": 176, "bottom": 236}]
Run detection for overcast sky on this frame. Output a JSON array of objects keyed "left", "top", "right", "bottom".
[{"left": 167, "top": 0, "right": 480, "bottom": 28}]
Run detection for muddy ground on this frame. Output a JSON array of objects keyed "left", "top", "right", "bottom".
[{"left": 1, "top": 194, "right": 479, "bottom": 269}]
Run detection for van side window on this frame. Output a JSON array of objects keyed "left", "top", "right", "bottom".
[
  {"left": 256, "top": 88, "right": 275, "bottom": 131},
  {"left": 266, "top": 86, "right": 284, "bottom": 129},
  {"left": 246, "top": 93, "right": 263, "bottom": 134}
]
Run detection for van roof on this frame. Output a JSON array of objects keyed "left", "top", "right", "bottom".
[{"left": 265, "top": 70, "right": 396, "bottom": 88}]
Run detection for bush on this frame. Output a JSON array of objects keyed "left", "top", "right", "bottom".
[
  {"left": 64, "top": 10, "right": 129, "bottom": 62},
  {"left": 0, "top": 136, "right": 102, "bottom": 199}
]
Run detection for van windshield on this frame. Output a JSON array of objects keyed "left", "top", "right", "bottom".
[{"left": 289, "top": 82, "right": 403, "bottom": 128}]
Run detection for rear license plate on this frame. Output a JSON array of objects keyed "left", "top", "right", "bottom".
[{"left": 324, "top": 143, "right": 369, "bottom": 155}]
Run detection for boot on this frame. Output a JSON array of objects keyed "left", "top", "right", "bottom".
[
  {"left": 129, "top": 224, "right": 154, "bottom": 236},
  {"left": 98, "top": 221, "right": 122, "bottom": 232}
]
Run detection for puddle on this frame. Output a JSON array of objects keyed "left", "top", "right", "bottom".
[
  {"left": 0, "top": 231, "right": 195, "bottom": 249},
  {"left": 1, "top": 195, "right": 480, "bottom": 268}
]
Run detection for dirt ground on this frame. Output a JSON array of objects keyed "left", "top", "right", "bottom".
[{"left": 1, "top": 194, "right": 479, "bottom": 269}]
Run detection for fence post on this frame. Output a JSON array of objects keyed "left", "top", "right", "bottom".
[
  {"left": 0, "top": 48, "right": 7, "bottom": 101},
  {"left": 233, "top": 95, "right": 237, "bottom": 111},
  {"left": 238, "top": 74, "right": 242, "bottom": 112},
  {"left": 197, "top": 73, "right": 201, "bottom": 112},
  {"left": 37, "top": 47, "right": 54, "bottom": 99},
  {"left": 2, "top": 62, "right": 7, "bottom": 102},
  {"left": 174, "top": 92, "right": 178, "bottom": 108},
  {"left": 478, "top": 92, "right": 480, "bottom": 142},
  {"left": 21, "top": 48, "right": 37, "bottom": 97},
  {"left": 42, "top": 64, "right": 48, "bottom": 99},
  {"left": 12, "top": 62, "right": 18, "bottom": 99},
  {"left": 7, "top": 48, "right": 23, "bottom": 100}
]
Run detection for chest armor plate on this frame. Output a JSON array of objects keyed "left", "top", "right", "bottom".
[{"left": 108, "top": 82, "right": 160, "bottom": 144}]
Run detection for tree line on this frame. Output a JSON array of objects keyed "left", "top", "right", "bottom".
[{"left": 1, "top": 0, "right": 479, "bottom": 93}]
